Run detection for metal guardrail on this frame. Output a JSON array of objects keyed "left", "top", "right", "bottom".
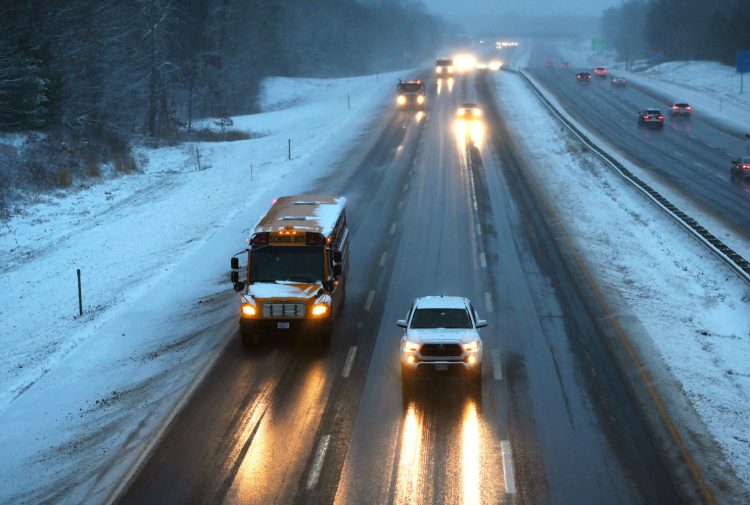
[{"left": 510, "top": 69, "right": 750, "bottom": 285}]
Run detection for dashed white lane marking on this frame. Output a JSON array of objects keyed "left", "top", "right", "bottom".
[
  {"left": 389, "top": 223, "right": 397, "bottom": 235},
  {"left": 475, "top": 223, "right": 482, "bottom": 236},
  {"left": 480, "top": 252, "right": 487, "bottom": 268},
  {"left": 693, "top": 161, "right": 702, "bottom": 167},
  {"left": 398, "top": 200, "right": 404, "bottom": 210},
  {"left": 379, "top": 252, "right": 388, "bottom": 267},
  {"left": 342, "top": 346, "right": 357, "bottom": 378},
  {"left": 484, "top": 292, "right": 494, "bottom": 313},
  {"left": 501, "top": 440, "right": 516, "bottom": 494},
  {"left": 403, "top": 183, "right": 409, "bottom": 192},
  {"left": 364, "top": 290, "right": 376, "bottom": 311},
  {"left": 491, "top": 349, "right": 502, "bottom": 381},
  {"left": 306, "top": 434, "right": 331, "bottom": 489},
  {"left": 707, "top": 143, "right": 716, "bottom": 149}
]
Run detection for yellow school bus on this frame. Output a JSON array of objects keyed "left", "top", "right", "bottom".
[{"left": 230, "top": 195, "right": 349, "bottom": 347}]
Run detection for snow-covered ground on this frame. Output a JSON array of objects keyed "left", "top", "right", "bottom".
[
  {"left": 503, "top": 40, "right": 750, "bottom": 492},
  {"left": 0, "top": 70, "right": 405, "bottom": 504}
]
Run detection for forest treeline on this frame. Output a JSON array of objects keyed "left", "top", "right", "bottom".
[
  {"left": 601, "top": 0, "right": 750, "bottom": 66},
  {"left": 0, "top": 0, "right": 443, "bottom": 215}
]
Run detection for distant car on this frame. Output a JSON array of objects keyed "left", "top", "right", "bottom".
[
  {"left": 730, "top": 157, "right": 750, "bottom": 180},
  {"left": 457, "top": 102, "right": 482, "bottom": 119},
  {"left": 436, "top": 57, "right": 454, "bottom": 77},
  {"left": 638, "top": 108, "right": 664, "bottom": 128},
  {"left": 398, "top": 296, "right": 486, "bottom": 384},
  {"left": 576, "top": 72, "right": 592, "bottom": 82},
  {"left": 670, "top": 102, "right": 692, "bottom": 116},
  {"left": 594, "top": 66, "right": 608, "bottom": 77},
  {"left": 610, "top": 76, "right": 628, "bottom": 87}
]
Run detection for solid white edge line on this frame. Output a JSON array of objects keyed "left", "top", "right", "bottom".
[
  {"left": 491, "top": 349, "right": 502, "bottom": 381},
  {"left": 306, "top": 434, "right": 332, "bottom": 489},
  {"left": 484, "top": 291, "right": 493, "bottom": 313},
  {"left": 104, "top": 319, "right": 236, "bottom": 505},
  {"left": 379, "top": 252, "right": 388, "bottom": 267},
  {"left": 480, "top": 252, "right": 487, "bottom": 268},
  {"left": 501, "top": 440, "right": 516, "bottom": 494},
  {"left": 342, "top": 346, "right": 357, "bottom": 378},
  {"left": 475, "top": 223, "right": 482, "bottom": 236},
  {"left": 364, "top": 290, "right": 376, "bottom": 311}
]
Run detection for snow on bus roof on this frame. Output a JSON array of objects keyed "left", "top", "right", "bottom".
[{"left": 254, "top": 194, "right": 346, "bottom": 235}]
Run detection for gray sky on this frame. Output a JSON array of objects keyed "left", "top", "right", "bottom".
[{"left": 422, "top": 0, "right": 619, "bottom": 28}]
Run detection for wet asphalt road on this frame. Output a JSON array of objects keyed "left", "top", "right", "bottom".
[{"left": 118, "top": 66, "right": 692, "bottom": 505}]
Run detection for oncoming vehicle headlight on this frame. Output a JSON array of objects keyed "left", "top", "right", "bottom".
[
  {"left": 241, "top": 304, "right": 257, "bottom": 316},
  {"left": 397, "top": 95, "right": 406, "bottom": 105},
  {"left": 462, "top": 341, "right": 480, "bottom": 352},
  {"left": 447, "top": 66, "right": 454, "bottom": 72},
  {"left": 417, "top": 95, "right": 425, "bottom": 104},
  {"left": 436, "top": 66, "right": 443, "bottom": 73},
  {"left": 311, "top": 303, "right": 329, "bottom": 316},
  {"left": 458, "top": 108, "right": 466, "bottom": 116},
  {"left": 403, "top": 341, "right": 420, "bottom": 352},
  {"left": 472, "top": 109, "right": 481, "bottom": 117}
]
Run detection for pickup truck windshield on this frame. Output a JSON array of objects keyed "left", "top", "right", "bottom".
[
  {"left": 250, "top": 245, "right": 324, "bottom": 283},
  {"left": 410, "top": 308, "right": 472, "bottom": 329}
]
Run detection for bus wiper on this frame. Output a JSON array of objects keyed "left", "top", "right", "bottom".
[{"left": 285, "top": 276, "right": 317, "bottom": 283}]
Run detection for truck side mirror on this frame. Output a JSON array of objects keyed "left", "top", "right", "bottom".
[
  {"left": 476, "top": 319, "right": 488, "bottom": 328},
  {"left": 396, "top": 319, "right": 407, "bottom": 328},
  {"left": 230, "top": 257, "right": 239, "bottom": 270},
  {"left": 332, "top": 250, "right": 343, "bottom": 263},
  {"left": 333, "top": 264, "right": 343, "bottom": 277},
  {"left": 233, "top": 281, "right": 245, "bottom": 292},
  {"left": 230, "top": 271, "right": 239, "bottom": 283}
]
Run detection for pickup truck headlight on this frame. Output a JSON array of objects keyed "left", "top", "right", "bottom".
[
  {"left": 397, "top": 95, "right": 406, "bottom": 105},
  {"left": 241, "top": 304, "right": 257, "bottom": 316},
  {"left": 462, "top": 341, "right": 480, "bottom": 352},
  {"left": 311, "top": 304, "right": 329, "bottom": 317},
  {"left": 403, "top": 341, "right": 420, "bottom": 352},
  {"left": 417, "top": 95, "right": 425, "bottom": 104}
]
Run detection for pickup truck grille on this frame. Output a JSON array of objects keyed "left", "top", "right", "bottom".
[
  {"left": 262, "top": 302, "right": 306, "bottom": 318},
  {"left": 420, "top": 343, "right": 463, "bottom": 357}
]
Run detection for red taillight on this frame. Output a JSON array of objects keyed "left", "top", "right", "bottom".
[
  {"left": 673, "top": 106, "right": 678, "bottom": 109},
  {"left": 643, "top": 115, "right": 649, "bottom": 119},
  {"left": 742, "top": 164, "right": 750, "bottom": 170},
  {"left": 686, "top": 106, "right": 691, "bottom": 110},
  {"left": 658, "top": 115, "right": 663, "bottom": 120},
  {"left": 251, "top": 232, "right": 269, "bottom": 245}
]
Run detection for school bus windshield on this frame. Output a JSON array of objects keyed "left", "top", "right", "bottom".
[{"left": 250, "top": 245, "right": 325, "bottom": 283}]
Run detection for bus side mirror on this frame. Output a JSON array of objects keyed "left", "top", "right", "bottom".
[
  {"left": 231, "top": 257, "right": 239, "bottom": 270},
  {"left": 332, "top": 250, "right": 343, "bottom": 263},
  {"left": 476, "top": 319, "right": 488, "bottom": 328},
  {"left": 231, "top": 271, "right": 239, "bottom": 283},
  {"left": 233, "top": 281, "right": 245, "bottom": 292},
  {"left": 333, "top": 264, "right": 343, "bottom": 276}
]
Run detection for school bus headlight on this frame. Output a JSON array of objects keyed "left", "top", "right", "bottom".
[
  {"left": 463, "top": 341, "right": 480, "bottom": 352},
  {"left": 311, "top": 304, "right": 329, "bottom": 316},
  {"left": 397, "top": 95, "right": 406, "bottom": 105},
  {"left": 241, "top": 304, "right": 257, "bottom": 316},
  {"left": 403, "top": 341, "right": 421, "bottom": 352}
]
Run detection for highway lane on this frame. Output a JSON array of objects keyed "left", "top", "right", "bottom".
[
  {"left": 119, "top": 69, "right": 688, "bottom": 505},
  {"left": 118, "top": 96, "right": 430, "bottom": 504},
  {"left": 527, "top": 42, "right": 750, "bottom": 234}
]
